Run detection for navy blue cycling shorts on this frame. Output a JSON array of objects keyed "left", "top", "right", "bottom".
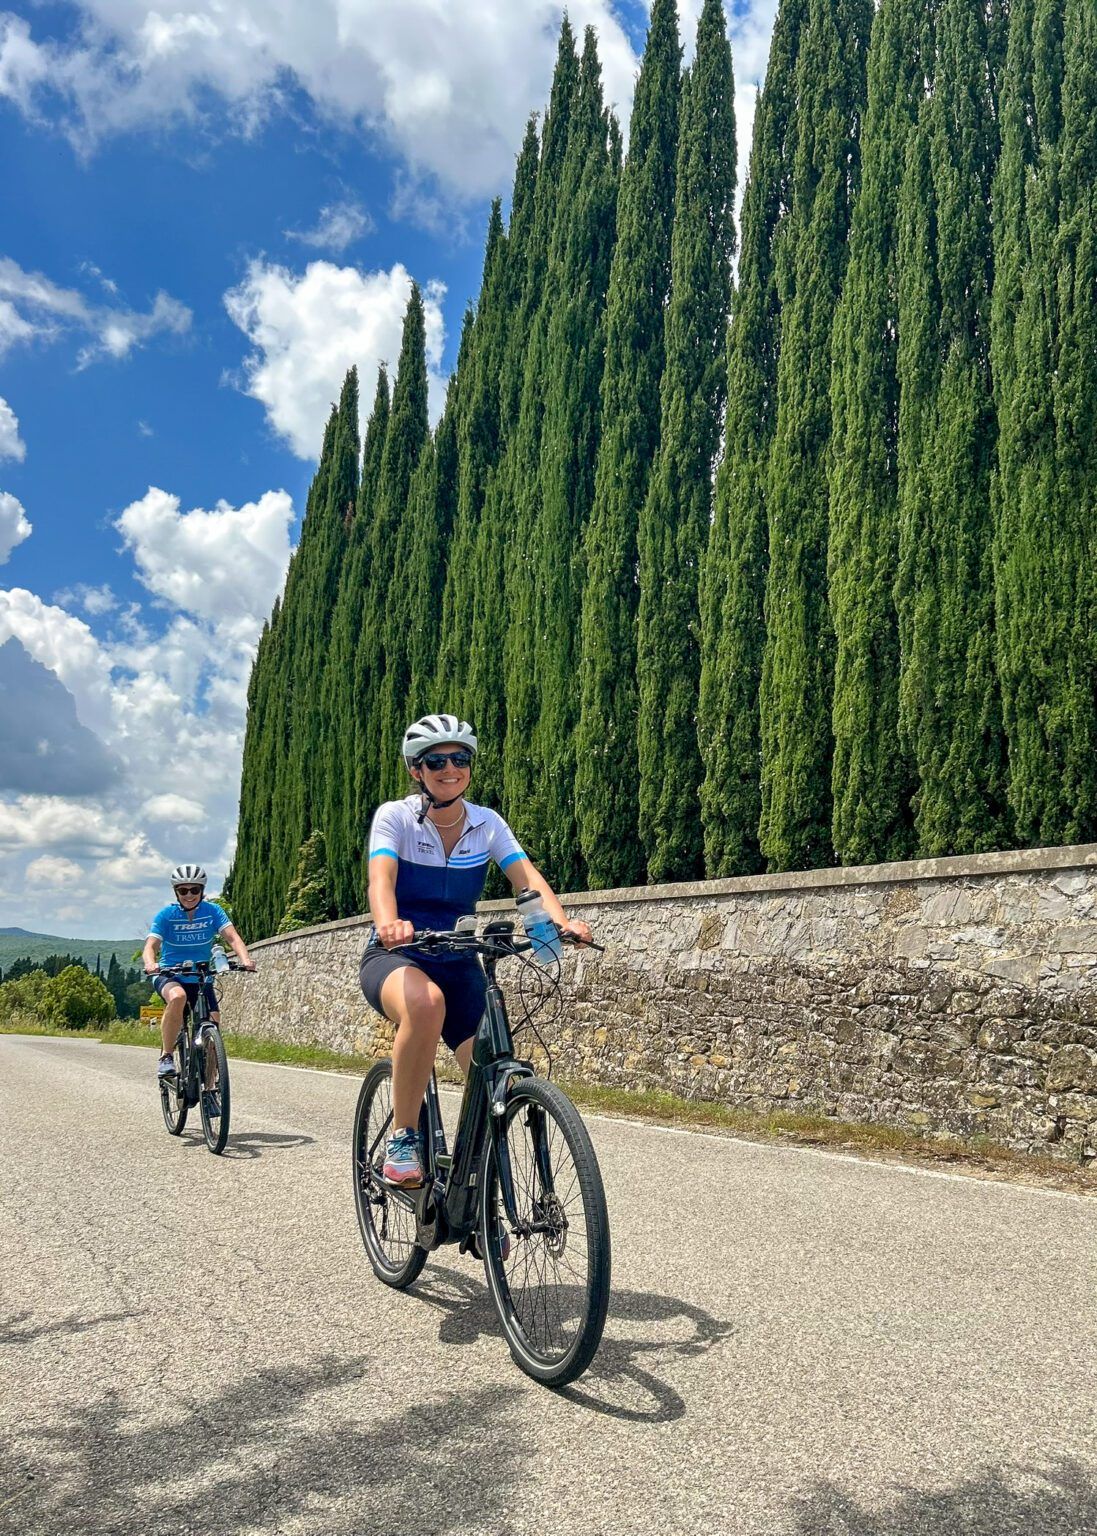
[
  {"left": 152, "top": 972, "right": 219, "bottom": 1015},
  {"left": 359, "top": 942, "right": 486, "bottom": 1052}
]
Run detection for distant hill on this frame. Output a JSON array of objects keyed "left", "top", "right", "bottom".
[{"left": 0, "top": 929, "right": 143, "bottom": 975}]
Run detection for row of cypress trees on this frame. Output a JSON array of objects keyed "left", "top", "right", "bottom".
[{"left": 228, "top": 0, "right": 1096, "bottom": 940}]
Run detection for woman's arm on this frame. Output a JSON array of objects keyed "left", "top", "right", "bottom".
[
  {"left": 503, "top": 858, "right": 592, "bottom": 944},
  {"left": 368, "top": 854, "right": 415, "bottom": 948},
  {"left": 220, "top": 923, "right": 257, "bottom": 970},
  {"left": 142, "top": 934, "right": 161, "bottom": 974}
]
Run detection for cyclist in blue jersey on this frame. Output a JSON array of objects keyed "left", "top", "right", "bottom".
[
  {"left": 143, "top": 863, "right": 256, "bottom": 1086},
  {"left": 362, "top": 712, "right": 592, "bottom": 1188}
]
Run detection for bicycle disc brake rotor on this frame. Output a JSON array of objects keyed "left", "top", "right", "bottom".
[{"left": 540, "top": 1192, "right": 568, "bottom": 1259}]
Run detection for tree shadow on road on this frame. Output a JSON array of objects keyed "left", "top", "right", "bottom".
[
  {"left": 789, "top": 1458, "right": 1097, "bottom": 1536},
  {"left": 1, "top": 1352, "right": 525, "bottom": 1536},
  {"left": 409, "top": 1264, "right": 733, "bottom": 1422},
  {"left": 0, "top": 1309, "right": 142, "bottom": 1346}
]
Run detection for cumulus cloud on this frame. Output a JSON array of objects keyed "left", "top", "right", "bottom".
[
  {"left": 52, "top": 582, "right": 117, "bottom": 616},
  {"left": 0, "top": 256, "right": 191, "bottom": 366},
  {"left": 24, "top": 855, "right": 85, "bottom": 888},
  {"left": 225, "top": 259, "right": 446, "bottom": 456},
  {"left": 0, "top": 491, "right": 31, "bottom": 562},
  {"left": 0, "top": 395, "right": 25, "bottom": 461},
  {"left": 0, "top": 476, "right": 295, "bottom": 935},
  {"left": 0, "top": 637, "right": 120, "bottom": 795},
  {"left": 286, "top": 199, "right": 374, "bottom": 252},
  {"left": 0, "top": 1, "right": 639, "bottom": 199}
]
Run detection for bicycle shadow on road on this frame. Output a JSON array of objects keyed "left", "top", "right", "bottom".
[
  {"left": 787, "top": 1457, "right": 1097, "bottom": 1536},
  {"left": 170, "top": 1128, "right": 315, "bottom": 1161},
  {"left": 0, "top": 1352, "right": 527, "bottom": 1536},
  {"left": 409, "top": 1265, "right": 733, "bottom": 1423}
]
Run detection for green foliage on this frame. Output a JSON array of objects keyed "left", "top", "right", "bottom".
[
  {"left": 895, "top": 0, "right": 1011, "bottom": 856},
  {"left": 991, "top": 0, "right": 1097, "bottom": 846},
  {"left": 576, "top": 0, "right": 681, "bottom": 890},
  {"left": 826, "top": 0, "right": 932, "bottom": 865},
  {"left": 0, "top": 968, "right": 52, "bottom": 1023},
  {"left": 699, "top": 0, "right": 809, "bottom": 878},
  {"left": 759, "top": 0, "right": 872, "bottom": 874},
  {"left": 637, "top": 0, "right": 737, "bottom": 884},
  {"left": 42, "top": 965, "right": 116, "bottom": 1030},
  {"left": 277, "top": 830, "right": 333, "bottom": 934}
]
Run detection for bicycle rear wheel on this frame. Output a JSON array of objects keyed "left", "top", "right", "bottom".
[
  {"left": 352, "top": 1060, "right": 428, "bottom": 1289},
  {"left": 480, "top": 1077, "right": 610, "bottom": 1387},
  {"left": 199, "top": 1027, "right": 230, "bottom": 1154},
  {"left": 159, "top": 1032, "right": 188, "bottom": 1136}
]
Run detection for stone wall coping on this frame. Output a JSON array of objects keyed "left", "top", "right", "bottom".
[{"left": 246, "top": 840, "right": 1097, "bottom": 952}]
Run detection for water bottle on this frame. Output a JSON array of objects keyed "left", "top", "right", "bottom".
[
  {"left": 211, "top": 948, "right": 230, "bottom": 974},
  {"left": 514, "top": 888, "right": 561, "bottom": 967}
]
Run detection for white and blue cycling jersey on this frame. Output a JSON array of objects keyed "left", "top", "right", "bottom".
[
  {"left": 368, "top": 796, "right": 525, "bottom": 935},
  {"left": 148, "top": 900, "right": 232, "bottom": 971}
]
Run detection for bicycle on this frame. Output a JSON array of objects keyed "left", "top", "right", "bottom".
[
  {"left": 156, "top": 959, "right": 248, "bottom": 1155},
  {"left": 352, "top": 918, "right": 611, "bottom": 1388}
]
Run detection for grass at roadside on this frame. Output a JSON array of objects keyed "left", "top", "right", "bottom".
[{"left": 4, "top": 1019, "right": 1093, "bottom": 1194}]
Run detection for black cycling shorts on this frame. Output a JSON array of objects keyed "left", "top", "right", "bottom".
[
  {"left": 152, "top": 973, "right": 218, "bottom": 1015},
  {"left": 359, "top": 941, "right": 486, "bottom": 1052}
]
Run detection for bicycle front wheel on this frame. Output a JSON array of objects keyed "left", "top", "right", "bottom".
[
  {"left": 480, "top": 1077, "right": 611, "bottom": 1387},
  {"left": 199, "top": 1028, "right": 230, "bottom": 1154},
  {"left": 159, "top": 1033, "right": 188, "bottom": 1136},
  {"left": 352, "top": 1060, "right": 428, "bottom": 1289}
]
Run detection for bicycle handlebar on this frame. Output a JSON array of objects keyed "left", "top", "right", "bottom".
[
  {"left": 391, "top": 924, "right": 604, "bottom": 957},
  {"left": 153, "top": 959, "right": 256, "bottom": 976}
]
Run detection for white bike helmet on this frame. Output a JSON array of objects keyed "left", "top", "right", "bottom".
[
  {"left": 400, "top": 713, "right": 477, "bottom": 766},
  {"left": 170, "top": 863, "right": 207, "bottom": 889}
]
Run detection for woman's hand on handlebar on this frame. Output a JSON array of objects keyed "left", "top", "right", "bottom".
[
  {"left": 560, "top": 919, "right": 593, "bottom": 946},
  {"left": 377, "top": 918, "right": 415, "bottom": 949}
]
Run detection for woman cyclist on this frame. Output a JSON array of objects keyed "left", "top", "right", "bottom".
[{"left": 361, "top": 712, "right": 592, "bottom": 1187}]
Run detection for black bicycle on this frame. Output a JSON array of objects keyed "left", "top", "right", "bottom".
[
  {"left": 352, "top": 920, "right": 611, "bottom": 1388},
  {"left": 157, "top": 959, "right": 247, "bottom": 1154}
]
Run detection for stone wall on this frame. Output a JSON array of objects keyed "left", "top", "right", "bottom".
[{"left": 218, "top": 843, "right": 1097, "bottom": 1159}]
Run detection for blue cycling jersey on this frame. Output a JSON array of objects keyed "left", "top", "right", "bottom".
[
  {"left": 148, "top": 900, "right": 231, "bottom": 970},
  {"left": 368, "top": 796, "right": 525, "bottom": 936}
]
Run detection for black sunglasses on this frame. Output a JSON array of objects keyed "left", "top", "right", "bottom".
[
  {"left": 175, "top": 885, "right": 204, "bottom": 896},
  {"left": 419, "top": 750, "right": 473, "bottom": 771}
]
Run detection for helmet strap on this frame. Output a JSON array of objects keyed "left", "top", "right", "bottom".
[{"left": 412, "top": 768, "right": 466, "bottom": 824}]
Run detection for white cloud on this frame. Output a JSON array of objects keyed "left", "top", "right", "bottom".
[
  {"left": 0, "top": 256, "right": 191, "bottom": 366},
  {"left": 0, "top": 491, "right": 31, "bottom": 562},
  {"left": 0, "top": 474, "right": 295, "bottom": 935},
  {"left": 0, "top": 396, "right": 25, "bottom": 461},
  {"left": 24, "top": 855, "right": 84, "bottom": 887},
  {"left": 0, "top": 2, "right": 640, "bottom": 200},
  {"left": 286, "top": 199, "right": 374, "bottom": 252},
  {"left": 142, "top": 792, "right": 206, "bottom": 825},
  {"left": 225, "top": 259, "right": 447, "bottom": 456},
  {"left": 52, "top": 582, "right": 117, "bottom": 616},
  {"left": 115, "top": 486, "right": 294, "bottom": 628}
]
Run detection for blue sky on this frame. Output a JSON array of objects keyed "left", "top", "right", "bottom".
[{"left": 0, "top": 0, "right": 776, "bottom": 940}]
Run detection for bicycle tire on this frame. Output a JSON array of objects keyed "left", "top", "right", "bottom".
[
  {"left": 159, "top": 1031, "right": 188, "bottom": 1136},
  {"left": 352, "top": 1060, "right": 428, "bottom": 1289},
  {"left": 480, "top": 1077, "right": 611, "bottom": 1387},
  {"left": 199, "top": 1027, "right": 231, "bottom": 1155}
]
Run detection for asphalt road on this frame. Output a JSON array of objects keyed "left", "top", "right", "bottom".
[{"left": 2, "top": 1033, "right": 1095, "bottom": 1536}]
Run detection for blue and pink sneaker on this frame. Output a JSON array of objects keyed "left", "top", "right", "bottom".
[{"left": 383, "top": 1128, "right": 424, "bottom": 1187}]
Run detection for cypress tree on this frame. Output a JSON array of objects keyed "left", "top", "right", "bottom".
[
  {"left": 635, "top": 0, "right": 737, "bottom": 884},
  {"left": 826, "top": 0, "right": 934, "bottom": 866},
  {"left": 992, "top": 0, "right": 1097, "bottom": 845},
  {"left": 895, "top": 0, "right": 1010, "bottom": 856},
  {"left": 758, "top": 0, "right": 872, "bottom": 873},
  {"left": 463, "top": 124, "right": 541, "bottom": 814},
  {"left": 499, "top": 22, "right": 582, "bottom": 839},
  {"left": 519, "top": 28, "right": 620, "bottom": 891},
  {"left": 352, "top": 286, "right": 429, "bottom": 887},
  {"left": 277, "top": 831, "right": 332, "bottom": 933},
  {"left": 698, "top": 0, "right": 810, "bottom": 877},
  {"left": 575, "top": 0, "right": 681, "bottom": 890},
  {"left": 323, "top": 365, "right": 390, "bottom": 915}
]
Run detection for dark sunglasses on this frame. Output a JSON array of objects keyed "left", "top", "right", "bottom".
[
  {"left": 419, "top": 750, "right": 473, "bottom": 771},
  {"left": 175, "top": 885, "right": 204, "bottom": 896}
]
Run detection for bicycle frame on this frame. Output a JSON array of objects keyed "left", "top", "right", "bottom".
[
  {"left": 160, "top": 963, "right": 220, "bottom": 1109},
  {"left": 388, "top": 924, "right": 559, "bottom": 1251}
]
